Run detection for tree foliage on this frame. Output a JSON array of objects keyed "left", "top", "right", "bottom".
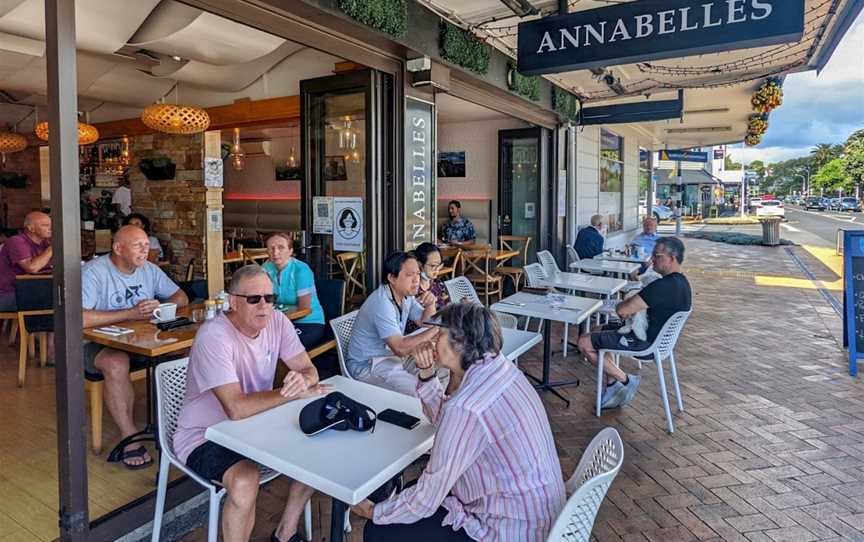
[
  {"left": 844, "top": 129, "right": 864, "bottom": 186},
  {"left": 812, "top": 158, "right": 853, "bottom": 193},
  {"left": 810, "top": 143, "right": 843, "bottom": 170}
]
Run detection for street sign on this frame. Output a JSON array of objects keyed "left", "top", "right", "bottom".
[
  {"left": 659, "top": 149, "right": 709, "bottom": 163},
  {"left": 517, "top": 0, "right": 804, "bottom": 76},
  {"left": 843, "top": 230, "right": 864, "bottom": 376}
]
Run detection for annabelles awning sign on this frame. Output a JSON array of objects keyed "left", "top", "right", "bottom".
[{"left": 517, "top": 0, "right": 804, "bottom": 76}]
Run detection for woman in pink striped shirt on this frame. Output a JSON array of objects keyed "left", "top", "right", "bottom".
[{"left": 351, "top": 303, "right": 566, "bottom": 541}]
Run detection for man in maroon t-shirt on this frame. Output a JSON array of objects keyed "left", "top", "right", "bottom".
[{"left": 0, "top": 211, "right": 52, "bottom": 310}]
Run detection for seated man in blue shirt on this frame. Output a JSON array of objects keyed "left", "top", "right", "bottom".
[
  {"left": 631, "top": 217, "right": 659, "bottom": 274},
  {"left": 346, "top": 251, "right": 440, "bottom": 396},
  {"left": 574, "top": 214, "right": 605, "bottom": 260},
  {"left": 440, "top": 200, "right": 476, "bottom": 244}
]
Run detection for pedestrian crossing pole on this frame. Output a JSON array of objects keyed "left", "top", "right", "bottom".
[{"left": 675, "top": 160, "right": 683, "bottom": 236}]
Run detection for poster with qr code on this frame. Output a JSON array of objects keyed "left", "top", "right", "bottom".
[{"left": 312, "top": 196, "right": 333, "bottom": 234}]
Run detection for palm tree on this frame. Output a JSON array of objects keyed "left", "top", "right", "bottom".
[{"left": 811, "top": 143, "right": 841, "bottom": 170}]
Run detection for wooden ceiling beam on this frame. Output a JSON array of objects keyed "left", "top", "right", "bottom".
[{"left": 90, "top": 95, "right": 300, "bottom": 140}]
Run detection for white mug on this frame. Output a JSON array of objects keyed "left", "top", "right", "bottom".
[{"left": 152, "top": 302, "right": 177, "bottom": 322}]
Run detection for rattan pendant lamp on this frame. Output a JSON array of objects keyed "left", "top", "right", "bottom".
[
  {"left": 141, "top": 83, "right": 210, "bottom": 135},
  {"left": 33, "top": 108, "right": 100, "bottom": 145}
]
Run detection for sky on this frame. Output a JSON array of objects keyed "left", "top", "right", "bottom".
[{"left": 731, "top": 10, "right": 864, "bottom": 166}]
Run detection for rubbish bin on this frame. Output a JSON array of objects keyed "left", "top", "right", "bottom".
[{"left": 759, "top": 217, "right": 782, "bottom": 246}]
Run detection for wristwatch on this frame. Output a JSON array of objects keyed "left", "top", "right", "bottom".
[{"left": 418, "top": 371, "right": 436, "bottom": 382}]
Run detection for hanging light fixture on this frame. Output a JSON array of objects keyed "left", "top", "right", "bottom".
[
  {"left": 34, "top": 120, "right": 100, "bottom": 145},
  {"left": 141, "top": 84, "right": 210, "bottom": 135},
  {"left": 0, "top": 132, "right": 27, "bottom": 154},
  {"left": 287, "top": 147, "right": 297, "bottom": 168},
  {"left": 229, "top": 127, "right": 244, "bottom": 171}
]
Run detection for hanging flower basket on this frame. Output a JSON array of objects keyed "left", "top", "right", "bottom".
[
  {"left": 139, "top": 156, "right": 176, "bottom": 180},
  {"left": 751, "top": 79, "right": 783, "bottom": 114},
  {"left": 745, "top": 134, "right": 762, "bottom": 147},
  {"left": 747, "top": 115, "right": 769, "bottom": 136}
]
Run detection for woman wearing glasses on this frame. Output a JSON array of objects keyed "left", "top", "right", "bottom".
[
  {"left": 352, "top": 303, "right": 565, "bottom": 541},
  {"left": 263, "top": 233, "right": 325, "bottom": 348},
  {"left": 405, "top": 243, "right": 448, "bottom": 335}
]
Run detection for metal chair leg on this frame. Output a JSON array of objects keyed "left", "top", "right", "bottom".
[
  {"left": 668, "top": 353, "right": 684, "bottom": 412},
  {"left": 655, "top": 355, "right": 674, "bottom": 433}
]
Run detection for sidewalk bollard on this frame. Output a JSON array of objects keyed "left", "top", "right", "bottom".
[{"left": 674, "top": 206, "right": 682, "bottom": 236}]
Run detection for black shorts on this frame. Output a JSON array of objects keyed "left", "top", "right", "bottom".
[
  {"left": 185, "top": 441, "right": 248, "bottom": 484},
  {"left": 590, "top": 322, "right": 652, "bottom": 355}
]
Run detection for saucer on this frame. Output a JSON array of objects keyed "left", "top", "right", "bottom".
[{"left": 150, "top": 317, "right": 178, "bottom": 325}]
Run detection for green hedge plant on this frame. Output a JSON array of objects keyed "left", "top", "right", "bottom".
[
  {"left": 553, "top": 87, "right": 581, "bottom": 122},
  {"left": 508, "top": 64, "right": 540, "bottom": 101},
  {"left": 338, "top": 0, "right": 407, "bottom": 37},
  {"left": 440, "top": 22, "right": 490, "bottom": 74}
]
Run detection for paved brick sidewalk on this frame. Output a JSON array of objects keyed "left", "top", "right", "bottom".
[{"left": 184, "top": 238, "right": 864, "bottom": 542}]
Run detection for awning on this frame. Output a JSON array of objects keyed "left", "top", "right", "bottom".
[{"left": 655, "top": 168, "right": 722, "bottom": 186}]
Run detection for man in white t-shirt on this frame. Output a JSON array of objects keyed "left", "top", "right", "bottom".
[
  {"left": 174, "top": 265, "right": 329, "bottom": 542},
  {"left": 111, "top": 180, "right": 132, "bottom": 216}
]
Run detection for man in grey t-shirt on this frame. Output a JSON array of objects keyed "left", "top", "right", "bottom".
[
  {"left": 347, "top": 251, "right": 438, "bottom": 396},
  {"left": 82, "top": 226, "right": 188, "bottom": 469}
]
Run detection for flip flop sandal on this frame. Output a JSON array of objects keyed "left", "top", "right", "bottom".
[{"left": 120, "top": 446, "right": 153, "bottom": 470}]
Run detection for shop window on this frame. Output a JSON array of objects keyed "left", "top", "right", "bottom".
[{"left": 600, "top": 129, "right": 624, "bottom": 232}]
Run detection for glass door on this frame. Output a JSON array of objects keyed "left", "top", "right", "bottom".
[
  {"left": 499, "top": 128, "right": 542, "bottom": 265},
  {"left": 301, "top": 70, "right": 394, "bottom": 288}
]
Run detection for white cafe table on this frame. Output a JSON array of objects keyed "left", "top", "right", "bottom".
[
  {"left": 593, "top": 252, "right": 650, "bottom": 265},
  {"left": 492, "top": 292, "right": 601, "bottom": 407},
  {"left": 539, "top": 271, "right": 627, "bottom": 299},
  {"left": 569, "top": 259, "right": 640, "bottom": 278},
  {"left": 206, "top": 376, "right": 435, "bottom": 542}
]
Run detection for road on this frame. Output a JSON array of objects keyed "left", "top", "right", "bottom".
[{"left": 782, "top": 206, "right": 864, "bottom": 247}]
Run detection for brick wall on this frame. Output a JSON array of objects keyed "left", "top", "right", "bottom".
[
  {"left": 1, "top": 146, "right": 42, "bottom": 230},
  {"left": 128, "top": 133, "right": 206, "bottom": 280}
]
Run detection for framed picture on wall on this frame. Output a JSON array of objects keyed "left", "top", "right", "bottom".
[
  {"left": 438, "top": 151, "right": 465, "bottom": 178},
  {"left": 323, "top": 156, "right": 348, "bottom": 181}
]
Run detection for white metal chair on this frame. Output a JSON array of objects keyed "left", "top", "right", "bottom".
[
  {"left": 547, "top": 428, "right": 624, "bottom": 542},
  {"left": 151, "top": 358, "right": 312, "bottom": 541},
  {"left": 537, "top": 250, "right": 561, "bottom": 277},
  {"left": 566, "top": 244, "right": 580, "bottom": 267},
  {"left": 444, "top": 276, "right": 482, "bottom": 305},
  {"left": 596, "top": 311, "right": 691, "bottom": 433},
  {"left": 330, "top": 310, "right": 360, "bottom": 379},
  {"left": 523, "top": 262, "right": 548, "bottom": 287}
]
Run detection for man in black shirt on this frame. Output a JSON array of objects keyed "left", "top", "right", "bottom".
[{"left": 578, "top": 237, "right": 692, "bottom": 410}]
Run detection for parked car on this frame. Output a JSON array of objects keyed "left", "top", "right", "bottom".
[
  {"left": 829, "top": 198, "right": 843, "bottom": 211},
  {"left": 839, "top": 197, "right": 862, "bottom": 212},
  {"left": 756, "top": 200, "right": 785, "bottom": 217},
  {"left": 749, "top": 198, "right": 763, "bottom": 211},
  {"left": 804, "top": 196, "right": 826, "bottom": 210}
]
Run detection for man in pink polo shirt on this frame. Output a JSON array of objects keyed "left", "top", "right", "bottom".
[
  {"left": 174, "top": 265, "right": 330, "bottom": 542},
  {"left": 0, "top": 211, "right": 52, "bottom": 311}
]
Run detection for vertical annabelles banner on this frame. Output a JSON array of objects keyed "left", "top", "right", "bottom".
[{"left": 404, "top": 97, "right": 435, "bottom": 250}]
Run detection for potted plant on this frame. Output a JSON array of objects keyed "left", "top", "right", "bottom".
[
  {"left": 139, "top": 156, "right": 176, "bottom": 180},
  {"left": 0, "top": 171, "right": 27, "bottom": 189}
]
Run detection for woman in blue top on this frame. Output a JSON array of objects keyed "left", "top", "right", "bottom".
[{"left": 262, "top": 232, "right": 325, "bottom": 348}]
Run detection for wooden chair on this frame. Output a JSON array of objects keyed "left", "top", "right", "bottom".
[
  {"left": 496, "top": 235, "right": 532, "bottom": 291},
  {"left": 14, "top": 277, "right": 53, "bottom": 387},
  {"left": 437, "top": 247, "right": 462, "bottom": 280},
  {"left": 336, "top": 252, "right": 367, "bottom": 309},
  {"left": 86, "top": 366, "right": 147, "bottom": 455},
  {"left": 0, "top": 312, "right": 18, "bottom": 345},
  {"left": 462, "top": 248, "right": 503, "bottom": 306},
  {"left": 242, "top": 247, "right": 269, "bottom": 265}
]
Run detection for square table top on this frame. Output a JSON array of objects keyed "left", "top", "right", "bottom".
[
  {"left": 593, "top": 253, "right": 650, "bottom": 264},
  {"left": 492, "top": 292, "right": 602, "bottom": 325},
  {"left": 501, "top": 327, "right": 542, "bottom": 360},
  {"left": 569, "top": 259, "right": 641, "bottom": 275},
  {"left": 83, "top": 304, "right": 311, "bottom": 358},
  {"left": 539, "top": 272, "right": 627, "bottom": 297},
  {"left": 206, "top": 375, "right": 435, "bottom": 505}
]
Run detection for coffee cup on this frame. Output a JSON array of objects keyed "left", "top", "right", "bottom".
[{"left": 152, "top": 302, "right": 178, "bottom": 322}]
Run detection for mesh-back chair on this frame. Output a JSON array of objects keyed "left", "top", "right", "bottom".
[
  {"left": 14, "top": 277, "right": 53, "bottom": 387},
  {"left": 596, "top": 311, "right": 691, "bottom": 433},
  {"left": 547, "top": 428, "right": 624, "bottom": 542},
  {"left": 151, "top": 358, "right": 311, "bottom": 541},
  {"left": 444, "top": 277, "right": 481, "bottom": 305},
  {"left": 537, "top": 250, "right": 561, "bottom": 277},
  {"left": 523, "top": 263, "right": 548, "bottom": 288},
  {"left": 566, "top": 245, "right": 580, "bottom": 266},
  {"left": 330, "top": 310, "right": 359, "bottom": 379}
]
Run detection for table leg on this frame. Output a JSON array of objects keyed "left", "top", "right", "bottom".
[
  {"left": 524, "top": 319, "right": 577, "bottom": 407},
  {"left": 330, "top": 499, "right": 348, "bottom": 542}
]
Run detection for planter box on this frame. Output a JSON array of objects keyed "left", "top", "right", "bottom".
[{"left": 140, "top": 163, "right": 176, "bottom": 181}]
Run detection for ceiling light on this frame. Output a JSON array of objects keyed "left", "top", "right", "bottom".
[
  {"left": 0, "top": 132, "right": 28, "bottom": 153},
  {"left": 230, "top": 127, "right": 244, "bottom": 171},
  {"left": 172, "top": 55, "right": 182, "bottom": 62},
  {"left": 34, "top": 121, "right": 99, "bottom": 145},
  {"left": 141, "top": 103, "right": 210, "bottom": 135}
]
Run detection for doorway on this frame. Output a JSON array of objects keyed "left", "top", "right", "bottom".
[
  {"left": 301, "top": 69, "right": 395, "bottom": 288},
  {"left": 499, "top": 128, "right": 545, "bottom": 265}
]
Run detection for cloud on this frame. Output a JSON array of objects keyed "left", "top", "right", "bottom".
[
  {"left": 755, "top": 11, "right": 864, "bottom": 161},
  {"left": 729, "top": 145, "right": 813, "bottom": 165}
]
